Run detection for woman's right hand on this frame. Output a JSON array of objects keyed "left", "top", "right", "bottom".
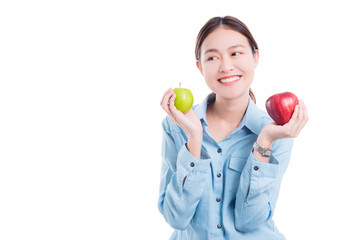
[{"left": 160, "top": 88, "right": 203, "bottom": 140}]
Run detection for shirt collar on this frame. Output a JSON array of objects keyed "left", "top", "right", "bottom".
[
  {"left": 193, "top": 93, "right": 215, "bottom": 127},
  {"left": 194, "top": 93, "right": 269, "bottom": 135},
  {"left": 241, "top": 96, "right": 268, "bottom": 135}
]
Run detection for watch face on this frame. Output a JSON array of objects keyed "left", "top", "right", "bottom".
[{"left": 264, "top": 149, "right": 272, "bottom": 156}]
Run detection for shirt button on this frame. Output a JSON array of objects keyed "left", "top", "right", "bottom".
[
  {"left": 217, "top": 173, "right": 222, "bottom": 178},
  {"left": 217, "top": 148, "right": 222, "bottom": 153},
  {"left": 216, "top": 197, "right": 221, "bottom": 202},
  {"left": 217, "top": 224, "right": 222, "bottom": 229},
  {"left": 190, "top": 162, "right": 195, "bottom": 167},
  {"left": 254, "top": 166, "right": 259, "bottom": 171}
]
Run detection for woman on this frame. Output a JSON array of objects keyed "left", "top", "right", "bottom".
[{"left": 158, "top": 16, "right": 308, "bottom": 240}]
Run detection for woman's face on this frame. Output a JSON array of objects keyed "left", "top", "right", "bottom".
[{"left": 197, "top": 27, "right": 259, "bottom": 100}]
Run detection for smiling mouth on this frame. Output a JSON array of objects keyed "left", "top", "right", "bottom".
[{"left": 218, "top": 75, "right": 241, "bottom": 83}]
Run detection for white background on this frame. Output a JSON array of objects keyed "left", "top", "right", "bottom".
[{"left": 1, "top": 0, "right": 359, "bottom": 239}]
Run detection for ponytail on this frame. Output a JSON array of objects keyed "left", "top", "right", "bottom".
[{"left": 249, "top": 88, "right": 256, "bottom": 104}]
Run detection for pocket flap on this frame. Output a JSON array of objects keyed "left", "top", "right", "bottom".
[{"left": 228, "top": 155, "right": 247, "bottom": 173}]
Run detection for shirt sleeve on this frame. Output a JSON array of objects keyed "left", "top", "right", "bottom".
[
  {"left": 234, "top": 137, "right": 294, "bottom": 232},
  {"left": 157, "top": 118, "right": 211, "bottom": 230}
]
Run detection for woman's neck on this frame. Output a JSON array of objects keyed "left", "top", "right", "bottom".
[{"left": 207, "top": 93, "right": 249, "bottom": 126}]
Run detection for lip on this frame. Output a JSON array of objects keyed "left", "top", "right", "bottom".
[
  {"left": 218, "top": 75, "right": 242, "bottom": 86},
  {"left": 218, "top": 75, "right": 240, "bottom": 80}
]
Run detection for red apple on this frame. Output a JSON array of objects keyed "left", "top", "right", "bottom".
[{"left": 265, "top": 92, "right": 299, "bottom": 125}]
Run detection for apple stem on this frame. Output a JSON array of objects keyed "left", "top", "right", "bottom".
[{"left": 179, "top": 82, "right": 181, "bottom": 88}]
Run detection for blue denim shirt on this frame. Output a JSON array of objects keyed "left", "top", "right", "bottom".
[{"left": 158, "top": 93, "right": 293, "bottom": 240}]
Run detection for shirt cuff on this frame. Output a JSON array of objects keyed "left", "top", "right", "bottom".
[
  {"left": 250, "top": 152, "right": 279, "bottom": 179},
  {"left": 176, "top": 143, "right": 211, "bottom": 187},
  {"left": 242, "top": 153, "right": 279, "bottom": 201}
]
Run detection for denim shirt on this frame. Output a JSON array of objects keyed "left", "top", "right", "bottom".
[{"left": 158, "top": 93, "right": 293, "bottom": 240}]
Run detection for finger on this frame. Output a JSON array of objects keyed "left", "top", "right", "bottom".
[
  {"left": 160, "top": 88, "right": 172, "bottom": 107},
  {"left": 160, "top": 88, "right": 168, "bottom": 105},
  {"left": 282, "top": 103, "right": 301, "bottom": 137},
  {"left": 298, "top": 100, "right": 309, "bottom": 129},
  {"left": 168, "top": 93, "right": 182, "bottom": 117},
  {"left": 301, "top": 100, "right": 309, "bottom": 123},
  {"left": 297, "top": 100, "right": 304, "bottom": 122},
  {"left": 161, "top": 91, "right": 178, "bottom": 125},
  {"left": 163, "top": 96, "right": 175, "bottom": 117},
  {"left": 292, "top": 101, "right": 309, "bottom": 136},
  {"left": 287, "top": 104, "right": 300, "bottom": 127},
  {"left": 161, "top": 89, "right": 173, "bottom": 111},
  {"left": 167, "top": 93, "right": 184, "bottom": 126}
]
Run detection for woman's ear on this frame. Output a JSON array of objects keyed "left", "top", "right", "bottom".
[
  {"left": 196, "top": 60, "right": 203, "bottom": 75},
  {"left": 253, "top": 50, "right": 259, "bottom": 68}
]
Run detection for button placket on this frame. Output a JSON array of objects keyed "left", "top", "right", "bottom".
[{"left": 212, "top": 146, "right": 224, "bottom": 233}]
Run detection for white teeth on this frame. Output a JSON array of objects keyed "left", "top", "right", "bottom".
[{"left": 219, "top": 76, "right": 240, "bottom": 83}]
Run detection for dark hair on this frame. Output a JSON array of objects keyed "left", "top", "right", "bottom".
[{"left": 195, "top": 16, "right": 258, "bottom": 103}]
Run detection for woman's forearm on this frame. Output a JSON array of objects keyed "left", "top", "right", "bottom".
[{"left": 187, "top": 133, "right": 203, "bottom": 159}]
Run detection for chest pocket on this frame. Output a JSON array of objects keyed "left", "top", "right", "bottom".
[{"left": 226, "top": 155, "right": 248, "bottom": 193}]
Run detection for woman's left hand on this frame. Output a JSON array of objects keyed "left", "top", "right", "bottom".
[{"left": 257, "top": 100, "right": 309, "bottom": 147}]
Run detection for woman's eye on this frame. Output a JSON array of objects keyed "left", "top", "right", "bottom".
[
  {"left": 207, "top": 56, "right": 218, "bottom": 61},
  {"left": 232, "top": 52, "right": 242, "bottom": 56}
]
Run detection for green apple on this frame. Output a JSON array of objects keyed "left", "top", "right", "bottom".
[{"left": 173, "top": 83, "right": 194, "bottom": 113}]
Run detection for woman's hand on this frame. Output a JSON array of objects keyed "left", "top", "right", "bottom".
[
  {"left": 257, "top": 100, "right": 309, "bottom": 147},
  {"left": 160, "top": 88, "right": 203, "bottom": 158}
]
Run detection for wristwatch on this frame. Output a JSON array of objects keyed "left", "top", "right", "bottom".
[{"left": 253, "top": 142, "right": 272, "bottom": 157}]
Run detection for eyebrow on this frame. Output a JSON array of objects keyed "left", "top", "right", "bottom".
[{"left": 204, "top": 44, "right": 246, "bottom": 55}]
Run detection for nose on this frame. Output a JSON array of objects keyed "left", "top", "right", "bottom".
[{"left": 219, "top": 56, "right": 234, "bottom": 73}]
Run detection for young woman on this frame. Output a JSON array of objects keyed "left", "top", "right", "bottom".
[{"left": 158, "top": 16, "right": 308, "bottom": 240}]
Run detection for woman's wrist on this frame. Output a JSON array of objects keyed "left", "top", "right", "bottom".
[
  {"left": 257, "top": 125, "right": 277, "bottom": 148},
  {"left": 256, "top": 134, "right": 273, "bottom": 148},
  {"left": 187, "top": 134, "right": 203, "bottom": 159},
  {"left": 253, "top": 134, "right": 272, "bottom": 163}
]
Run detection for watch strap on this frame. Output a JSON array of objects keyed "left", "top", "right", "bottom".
[{"left": 253, "top": 142, "right": 272, "bottom": 157}]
